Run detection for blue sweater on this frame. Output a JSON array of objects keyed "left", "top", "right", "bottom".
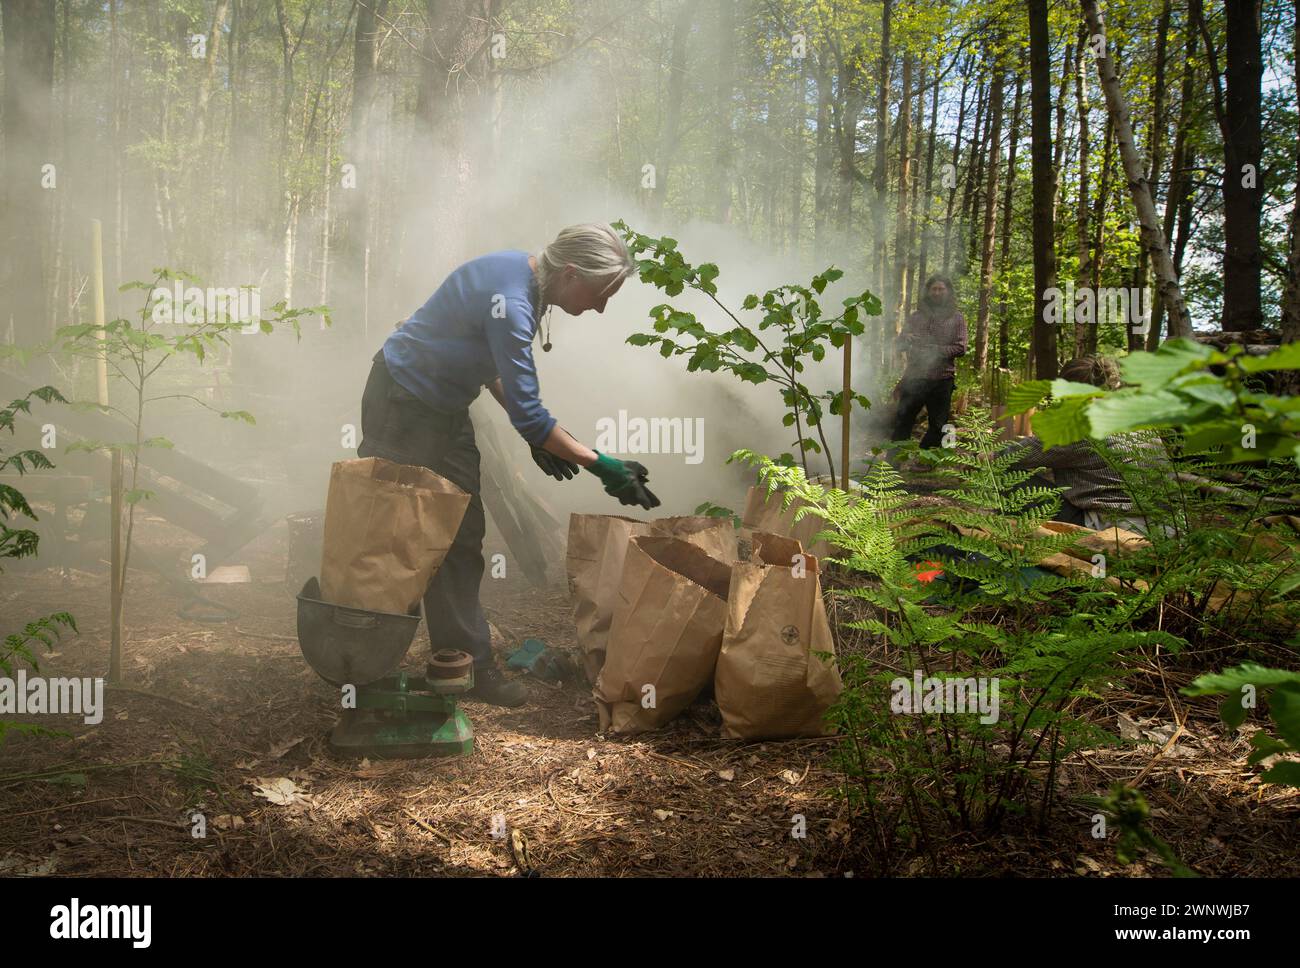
[{"left": 381, "top": 250, "right": 557, "bottom": 446}]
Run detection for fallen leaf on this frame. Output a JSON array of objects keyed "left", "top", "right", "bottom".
[
  {"left": 213, "top": 814, "right": 244, "bottom": 831},
  {"left": 653, "top": 809, "right": 673, "bottom": 821},
  {"left": 586, "top": 748, "right": 597, "bottom": 760},
  {"left": 1117, "top": 713, "right": 1141, "bottom": 741},
  {"left": 251, "top": 777, "right": 306, "bottom": 806},
  {"left": 718, "top": 768, "right": 735, "bottom": 782}
]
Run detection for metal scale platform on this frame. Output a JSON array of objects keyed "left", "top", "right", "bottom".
[{"left": 295, "top": 577, "right": 474, "bottom": 758}]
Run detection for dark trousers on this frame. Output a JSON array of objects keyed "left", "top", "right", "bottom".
[
  {"left": 891, "top": 377, "right": 955, "bottom": 448},
  {"left": 356, "top": 354, "right": 492, "bottom": 668}
]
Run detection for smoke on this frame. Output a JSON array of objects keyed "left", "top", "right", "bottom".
[{"left": 39, "top": 11, "right": 894, "bottom": 554}]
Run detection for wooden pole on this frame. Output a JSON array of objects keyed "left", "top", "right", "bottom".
[
  {"left": 92, "top": 220, "right": 123, "bottom": 683},
  {"left": 841, "top": 338, "right": 851, "bottom": 491}
]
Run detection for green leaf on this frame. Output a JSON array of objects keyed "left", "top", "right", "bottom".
[
  {"left": 1184, "top": 663, "right": 1300, "bottom": 696},
  {"left": 1181, "top": 418, "right": 1249, "bottom": 454},
  {"left": 1087, "top": 389, "right": 1208, "bottom": 437},
  {"left": 1219, "top": 692, "right": 1249, "bottom": 729},
  {"left": 1050, "top": 379, "right": 1107, "bottom": 400},
  {"left": 1270, "top": 684, "right": 1300, "bottom": 749},
  {"left": 1174, "top": 378, "right": 1237, "bottom": 409},
  {"left": 1004, "top": 380, "right": 1051, "bottom": 417},
  {"left": 1259, "top": 761, "right": 1300, "bottom": 786},
  {"left": 1032, "top": 397, "right": 1093, "bottom": 449},
  {"left": 1237, "top": 342, "right": 1300, "bottom": 373},
  {"left": 1119, "top": 338, "right": 1213, "bottom": 387}
]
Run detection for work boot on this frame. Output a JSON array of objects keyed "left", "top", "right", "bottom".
[{"left": 468, "top": 663, "right": 528, "bottom": 707}]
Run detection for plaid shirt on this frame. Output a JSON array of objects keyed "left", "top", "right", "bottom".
[
  {"left": 1006, "top": 435, "right": 1162, "bottom": 511},
  {"left": 900, "top": 309, "right": 968, "bottom": 380}
]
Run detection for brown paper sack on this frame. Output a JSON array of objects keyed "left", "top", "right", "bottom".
[
  {"left": 594, "top": 535, "right": 732, "bottom": 734},
  {"left": 319, "top": 457, "right": 470, "bottom": 615},
  {"left": 567, "top": 514, "right": 738, "bottom": 684},
  {"left": 715, "top": 532, "right": 843, "bottom": 740},
  {"left": 741, "top": 486, "right": 834, "bottom": 559}
]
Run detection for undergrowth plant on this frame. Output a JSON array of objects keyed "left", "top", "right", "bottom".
[
  {"left": 53, "top": 270, "right": 325, "bottom": 679},
  {"left": 1087, "top": 436, "right": 1300, "bottom": 641},
  {"left": 615, "top": 220, "right": 877, "bottom": 480},
  {"left": 1183, "top": 664, "right": 1300, "bottom": 787},
  {"left": 732, "top": 406, "right": 1185, "bottom": 867},
  {"left": 1, "top": 387, "right": 78, "bottom": 744},
  {"left": 1006, "top": 338, "right": 1300, "bottom": 784}
]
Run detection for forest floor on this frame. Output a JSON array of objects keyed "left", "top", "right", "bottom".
[{"left": 2, "top": 513, "right": 1299, "bottom": 878}]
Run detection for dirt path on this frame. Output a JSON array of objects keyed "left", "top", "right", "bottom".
[{"left": 3, "top": 516, "right": 1297, "bottom": 877}]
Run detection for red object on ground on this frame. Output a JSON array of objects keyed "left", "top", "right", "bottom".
[{"left": 913, "top": 560, "right": 944, "bottom": 583}]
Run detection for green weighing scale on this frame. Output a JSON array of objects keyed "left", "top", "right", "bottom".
[{"left": 296, "top": 577, "right": 474, "bottom": 758}]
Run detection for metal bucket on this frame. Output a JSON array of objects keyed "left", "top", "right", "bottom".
[
  {"left": 295, "top": 577, "right": 422, "bottom": 687},
  {"left": 285, "top": 510, "right": 324, "bottom": 597}
]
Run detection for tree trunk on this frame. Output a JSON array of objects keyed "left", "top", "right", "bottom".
[
  {"left": 957, "top": 65, "right": 988, "bottom": 276},
  {"left": 892, "top": 52, "right": 914, "bottom": 332},
  {"left": 194, "top": 0, "right": 230, "bottom": 147},
  {"left": 1149, "top": 9, "right": 1197, "bottom": 349},
  {"left": 974, "top": 58, "right": 1005, "bottom": 370},
  {"left": 997, "top": 68, "right": 1025, "bottom": 368},
  {"left": 651, "top": 2, "right": 695, "bottom": 218},
  {"left": 917, "top": 51, "right": 945, "bottom": 293},
  {"left": 790, "top": 51, "right": 806, "bottom": 253},
  {"left": 1074, "top": 26, "right": 1092, "bottom": 358},
  {"left": 1279, "top": 0, "right": 1300, "bottom": 393},
  {"left": 813, "top": 51, "right": 834, "bottom": 259},
  {"left": 710, "top": 0, "right": 737, "bottom": 222},
  {"left": 1191, "top": 0, "right": 1263, "bottom": 331},
  {"left": 1082, "top": 0, "right": 1192, "bottom": 338},
  {"left": 902, "top": 61, "right": 927, "bottom": 320},
  {"left": 1029, "top": 0, "right": 1059, "bottom": 379},
  {"left": 1051, "top": 38, "right": 1074, "bottom": 221},
  {"left": 834, "top": 48, "right": 865, "bottom": 232},
  {"left": 336, "top": 0, "right": 385, "bottom": 334},
  {"left": 1, "top": 0, "right": 56, "bottom": 359},
  {"left": 940, "top": 55, "right": 973, "bottom": 275},
  {"left": 873, "top": 0, "right": 893, "bottom": 296}
]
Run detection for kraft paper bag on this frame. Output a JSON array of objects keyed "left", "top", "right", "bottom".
[
  {"left": 319, "top": 457, "right": 470, "bottom": 615},
  {"left": 567, "top": 514, "right": 739, "bottom": 684},
  {"left": 715, "top": 532, "right": 843, "bottom": 740},
  {"left": 594, "top": 535, "right": 733, "bottom": 735},
  {"left": 741, "top": 485, "right": 834, "bottom": 559}
]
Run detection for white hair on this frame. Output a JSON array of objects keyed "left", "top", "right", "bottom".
[{"left": 535, "top": 223, "right": 635, "bottom": 299}]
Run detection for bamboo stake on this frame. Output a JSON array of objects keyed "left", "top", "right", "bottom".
[{"left": 92, "top": 219, "right": 123, "bottom": 683}]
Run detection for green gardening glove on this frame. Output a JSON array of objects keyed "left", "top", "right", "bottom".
[{"left": 586, "top": 452, "right": 661, "bottom": 510}]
